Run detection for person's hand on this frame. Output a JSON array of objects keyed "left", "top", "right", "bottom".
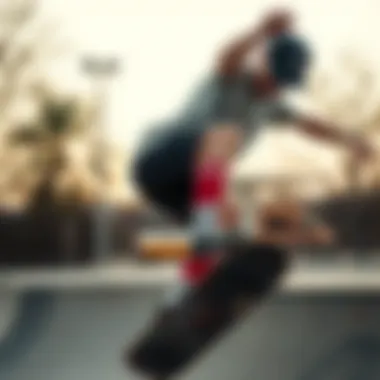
[
  {"left": 343, "top": 137, "right": 376, "bottom": 190},
  {"left": 347, "top": 136, "right": 376, "bottom": 164},
  {"left": 259, "top": 9, "right": 294, "bottom": 38}
]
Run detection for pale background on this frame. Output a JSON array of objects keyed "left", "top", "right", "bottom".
[
  {"left": 26, "top": 0, "right": 380, "bottom": 197},
  {"left": 39, "top": 0, "right": 380, "bottom": 149}
]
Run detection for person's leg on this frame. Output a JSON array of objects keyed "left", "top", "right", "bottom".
[
  {"left": 180, "top": 124, "right": 243, "bottom": 287},
  {"left": 127, "top": 126, "right": 247, "bottom": 380},
  {"left": 189, "top": 123, "right": 243, "bottom": 246},
  {"left": 195, "top": 123, "right": 243, "bottom": 166},
  {"left": 133, "top": 121, "right": 242, "bottom": 222},
  {"left": 161, "top": 125, "right": 243, "bottom": 308}
]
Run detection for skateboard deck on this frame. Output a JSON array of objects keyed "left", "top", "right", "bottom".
[{"left": 126, "top": 243, "right": 287, "bottom": 379}]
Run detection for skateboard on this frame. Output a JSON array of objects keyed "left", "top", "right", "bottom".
[{"left": 126, "top": 242, "right": 287, "bottom": 379}]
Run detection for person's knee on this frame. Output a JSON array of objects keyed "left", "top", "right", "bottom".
[{"left": 198, "top": 124, "right": 243, "bottom": 163}]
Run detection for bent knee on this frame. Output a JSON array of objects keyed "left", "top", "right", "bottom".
[{"left": 197, "top": 124, "right": 243, "bottom": 163}]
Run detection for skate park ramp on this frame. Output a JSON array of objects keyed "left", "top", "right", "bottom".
[{"left": 1, "top": 279, "right": 380, "bottom": 380}]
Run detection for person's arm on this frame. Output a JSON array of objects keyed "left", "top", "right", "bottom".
[
  {"left": 216, "top": 10, "right": 293, "bottom": 76},
  {"left": 217, "top": 30, "right": 264, "bottom": 76},
  {"left": 294, "top": 115, "right": 373, "bottom": 159},
  {"left": 267, "top": 100, "right": 374, "bottom": 160}
]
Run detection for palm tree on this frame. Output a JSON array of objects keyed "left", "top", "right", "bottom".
[
  {"left": 8, "top": 88, "right": 98, "bottom": 211},
  {"left": 0, "top": 0, "right": 79, "bottom": 209}
]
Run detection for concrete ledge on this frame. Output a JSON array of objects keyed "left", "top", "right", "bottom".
[{"left": 1, "top": 261, "right": 380, "bottom": 293}]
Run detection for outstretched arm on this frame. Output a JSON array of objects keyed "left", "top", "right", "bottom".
[
  {"left": 294, "top": 115, "right": 373, "bottom": 160},
  {"left": 217, "top": 9, "right": 293, "bottom": 76}
]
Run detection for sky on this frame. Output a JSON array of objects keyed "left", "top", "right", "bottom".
[{"left": 38, "top": 0, "right": 380, "bottom": 152}]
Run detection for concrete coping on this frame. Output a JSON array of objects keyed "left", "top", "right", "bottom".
[{"left": 1, "top": 259, "right": 380, "bottom": 293}]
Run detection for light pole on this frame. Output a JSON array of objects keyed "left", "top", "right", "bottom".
[{"left": 80, "top": 55, "right": 121, "bottom": 262}]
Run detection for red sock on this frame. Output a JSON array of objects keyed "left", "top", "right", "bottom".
[
  {"left": 182, "top": 159, "right": 228, "bottom": 286},
  {"left": 181, "top": 254, "right": 221, "bottom": 286}
]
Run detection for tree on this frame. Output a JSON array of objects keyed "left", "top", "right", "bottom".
[
  {"left": 0, "top": 0, "right": 113, "bottom": 209},
  {"left": 0, "top": 0, "right": 131, "bottom": 213}
]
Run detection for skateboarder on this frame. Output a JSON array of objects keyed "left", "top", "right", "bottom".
[
  {"left": 134, "top": 8, "right": 372, "bottom": 226},
  {"left": 128, "top": 8, "right": 374, "bottom": 378}
]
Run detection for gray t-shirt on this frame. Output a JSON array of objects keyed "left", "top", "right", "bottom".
[
  {"left": 179, "top": 72, "right": 296, "bottom": 127},
  {"left": 142, "top": 72, "right": 297, "bottom": 153}
]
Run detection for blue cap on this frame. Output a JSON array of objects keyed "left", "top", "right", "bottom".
[{"left": 268, "top": 33, "right": 311, "bottom": 87}]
